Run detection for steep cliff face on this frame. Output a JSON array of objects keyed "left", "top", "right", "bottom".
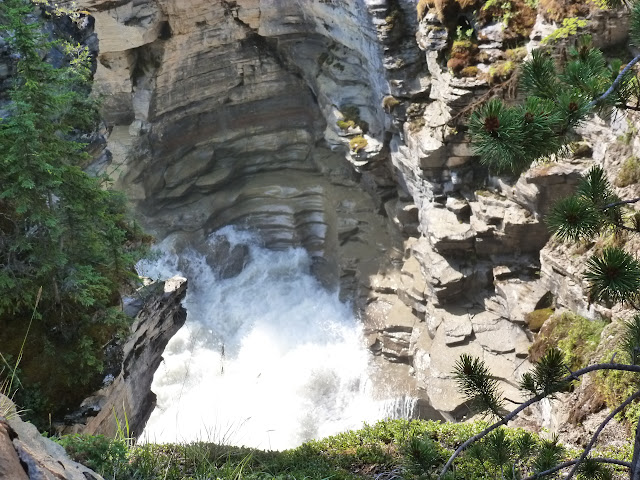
[
  {"left": 78, "top": 0, "right": 429, "bottom": 297},
  {"left": 74, "top": 0, "right": 637, "bottom": 423}
]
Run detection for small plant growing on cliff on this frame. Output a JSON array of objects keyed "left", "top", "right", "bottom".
[
  {"left": 383, "top": 95, "right": 401, "bottom": 112},
  {"left": 349, "top": 135, "right": 368, "bottom": 153},
  {"left": 542, "top": 17, "right": 588, "bottom": 44},
  {"left": 616, "top": 156, "right": 640, "bottom": 187},
  {"left": 337, "top": 105, "right": 369, "bottom": 133}
]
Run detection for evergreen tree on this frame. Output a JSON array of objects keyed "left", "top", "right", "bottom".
[
  {"left": 0, "top": 0, "right": 148, "bottom": 426},
  {"left": 0, "top": 0, "right": 144, "bottom": 322},
  {"left": 445, "top": 1, "right": 640, "bottom": 479}
]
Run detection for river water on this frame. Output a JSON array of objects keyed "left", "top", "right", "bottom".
[{"left": 138, "top": 227, "right": 413, "bottom": 450}]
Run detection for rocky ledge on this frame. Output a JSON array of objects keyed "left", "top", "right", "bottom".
[{"left": 59, "top": 276, "right": 187, "bottom": 438}]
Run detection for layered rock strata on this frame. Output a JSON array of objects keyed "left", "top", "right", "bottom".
[
  {"left": 71, "top": 0, "right": 424, "bottom": 298},
  {"left": 71, "top": 0, "right": 636, "bottom": 423}
]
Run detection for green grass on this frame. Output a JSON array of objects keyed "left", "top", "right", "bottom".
[
  {"left": 57, "top": 419, "right": 483, "bottom": 480},
  {"left": 529, "top": 312, "right": 606, "bottom": 370},
  {"left": 57, "top": 418, "right": 631, "bottom": 480}
]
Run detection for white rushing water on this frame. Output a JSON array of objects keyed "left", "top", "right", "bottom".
[{"left": 139, "top": 227, "right": 412, "bottom": 450}]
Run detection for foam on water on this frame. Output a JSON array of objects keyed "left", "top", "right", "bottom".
[{"left": 139, "top": 227, "right": 413, "bottom": 450}]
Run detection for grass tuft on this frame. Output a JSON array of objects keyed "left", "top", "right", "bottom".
[{"left": 615, "top": 156, "right": 640, "bottom": 187}]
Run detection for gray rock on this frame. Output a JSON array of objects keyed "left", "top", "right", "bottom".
[
  {"left": 59, "top": 277, "right": 187, "bottom": 438},
  {"left": 424, "top": 205, "right": 475, "bottom": 253},
  {"left": 0, "top": 418, "right": 29, "bottom": 480},
  {"left": 0, "top": 399, "right": 103, "bottom": 480},
  {"left": 495, "top": 279, "right": 551, "bottom": 325}
]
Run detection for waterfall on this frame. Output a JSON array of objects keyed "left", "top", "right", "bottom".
[{"left": 138, "top": 227, "right": 414, "bottom": 450}]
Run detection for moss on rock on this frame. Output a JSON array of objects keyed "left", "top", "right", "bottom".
[{"left": 528, "top": 311, "right": 606, "bottom": 370}]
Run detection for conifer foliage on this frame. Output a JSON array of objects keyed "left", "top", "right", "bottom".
[
  {"left": 0, "top": 0, "right": 146, "bottom": 423},
  {"left": 0, "top": 0, "right": 143, "bottom": 322},
  {"left": 470, "top": 27, "right": 640, "bottom": 174},
  {"left": 448, "top": 1, "right": 640, "bottom": 479}
]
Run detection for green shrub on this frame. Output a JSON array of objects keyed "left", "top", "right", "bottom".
[
  {"left": 57, "top": 435, "right": 128, "bottom": 478},
  {"left": 529, "top": 312, "right": 606, "bottom": 370},
  {"left": 402, "top": 434, "right": 444, "bottom": 475},
  {"left": 615, "top": 156, "right": 640, "bottom": 187},
  {"left": 349, "top": 136, "right": 368, "bottom": 153},
  {"left": 598, "top": 361, "right": 640, "bottom": 426}
]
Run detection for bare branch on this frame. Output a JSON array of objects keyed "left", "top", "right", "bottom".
[
  {"left": 523, "top": 458, "right": 631, "bottom": 480},
  {"left": 602, "top": 197, "right": 640, "bottom": 210},
  {"left": 588, "top": 54, "right": 640, "bottom": 109},
  {"left": 439, "top": 363, "right": 640, "bottom": 479},
  {"left": 564, "top": 389, "right": 640, "bottom": 479}
]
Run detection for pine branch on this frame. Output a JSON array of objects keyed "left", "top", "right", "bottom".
[
  {"left": 439, "top": 363, "right": 640, "bottom": 479},
  {"left": 588, "top": 53, "right": 640, "bottom": 109},
  {"left": 564, "top": 388, "right": 640, "bottom": 480},
  {"left": 522, "top": 458, "right": 631, "bottom": 480},
  {"left": 602, "top": 197, "right": 640, "bottom": 210}
]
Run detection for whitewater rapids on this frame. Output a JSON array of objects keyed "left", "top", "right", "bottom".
[{"left": 138, "top": 227, "right": 413, "bottom": 450}]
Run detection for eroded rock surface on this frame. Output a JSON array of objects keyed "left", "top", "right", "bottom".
[
  {"left": 69, "top": 0, "right": 637, "bottom": 424},
  {"left": 60, "top": 277, "right": 187, "bottom": 438},
  {"left": 74, "top": 0, "right": 425, "bottom": 299}
]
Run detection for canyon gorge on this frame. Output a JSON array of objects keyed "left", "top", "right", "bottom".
[{"left": 43, "top": 0, "right": 640, "bottom": 447}]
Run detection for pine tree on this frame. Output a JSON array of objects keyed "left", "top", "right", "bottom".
[
  {"left": 0, "top": 0, "right": 148, "bottom": 426},
  {"left": 0, "top": 0, "right": 145, "bottom": 321},
  {"left": 444, "top": 1, "right": 640, "bottom": 479}
]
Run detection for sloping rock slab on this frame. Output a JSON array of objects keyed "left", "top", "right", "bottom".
[
  {"left": 1, "top": 397, "right": 103, "bottom": 480},
  {"left": 60, "top": 277, "right": 187, "bottom": 438},
  {"left": 0, "top": 417, "right": 28, "bottom": 480}
]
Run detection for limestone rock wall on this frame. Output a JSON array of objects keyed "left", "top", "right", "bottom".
[
  {"left": 74, "top": 0, "right": 430, "bottom": 297},
  {"left": 72, "top": 0, "right": 637, "bottom": 422}
]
